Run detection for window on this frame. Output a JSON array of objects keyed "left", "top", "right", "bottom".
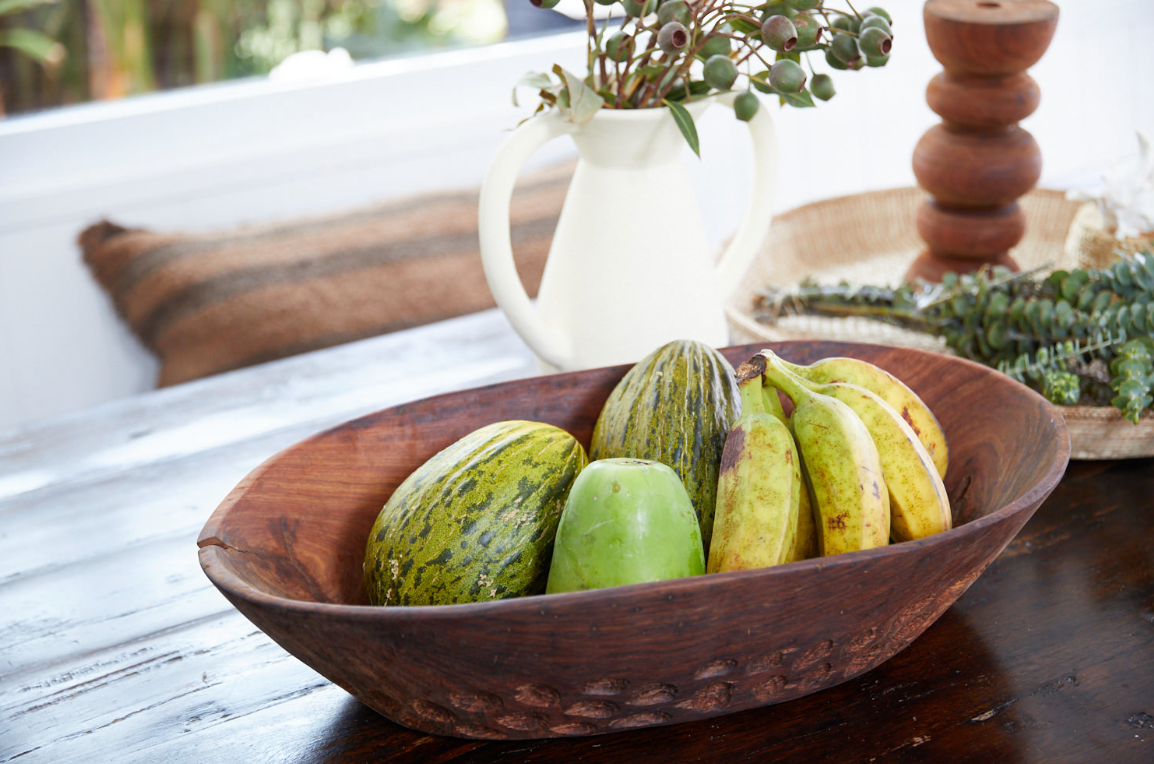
[{"left": 0, "top": 0, "right": 582, "bottom": 117}]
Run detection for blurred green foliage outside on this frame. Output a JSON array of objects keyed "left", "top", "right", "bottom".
[{"left": 0, "top": 0, "right": 515, "bottom": 116}]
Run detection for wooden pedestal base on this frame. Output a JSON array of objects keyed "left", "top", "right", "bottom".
[
  {"left": 905, "top": 249, "right": 1019, "bottom": 284},
  {"left": 904, "top": 0, "right": 1058, "bottom": 284}
]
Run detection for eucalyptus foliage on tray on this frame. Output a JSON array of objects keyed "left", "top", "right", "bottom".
[
  {"left": 519, "top": 0, "right": 895, "bottom": 152},
  {"left": 754, "top": 253, "right": 1154, "bottom": 423}
]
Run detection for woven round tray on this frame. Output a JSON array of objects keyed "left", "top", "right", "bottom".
[{"left": 725, "top": 187, "right": 1154, "bottom": 460}]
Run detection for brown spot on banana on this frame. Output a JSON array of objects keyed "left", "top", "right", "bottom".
[
  {"left": 720, "top": 429, "right": 745, "bottom": 475},
  {"left": 902, "top": 406, "right": 922, "bottom": 437}
]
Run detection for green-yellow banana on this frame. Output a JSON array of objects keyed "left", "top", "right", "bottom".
[
  {"left": 784, "top": 374, "right": 952, "bottom": 542},
  {"left": 762, "top": 384, "right": 819, "bottom": 562},
  {"left": 773, "top": 354, "right": 949, "bottom": 479},
  {"left": 708, "top": 363, "right": 801, "bottom": 573},
  {"left": 759, "top": 352, "right": 890, "bottom": 556}
]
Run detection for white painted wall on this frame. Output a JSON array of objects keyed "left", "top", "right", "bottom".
[{"left": 0, "top": 1, "right": 1151, "bottom": 433}]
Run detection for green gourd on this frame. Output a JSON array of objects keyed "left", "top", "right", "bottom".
[
  {"left": 546, "top": 458, "right": 705, "bottom": 593},
  {"left": 590, "top": 340, "right": 741, "bottom": 547},
  {"left": 364, "top": 420, "right": 587, "bottom": 606}
]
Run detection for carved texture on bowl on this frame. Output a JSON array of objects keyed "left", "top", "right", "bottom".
[{"left": 414, "top": 619, "right": 927, "bottom": 738}]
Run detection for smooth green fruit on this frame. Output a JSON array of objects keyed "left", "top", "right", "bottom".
[
  {"left": 761, "top": 2, "right": 797, "bottom": 20},
  {"left": 709, "top": 366, "right": 801, "bottom": 573},
  {"left": 787, "top": 0, "right": 821, "bottom": 10},
  {"left": 792, "top": 13, "right": 823, "bottom": 50},
  {"left": 546, "top": 459, "right": 705, "bottom": 593},
  {"left": 811, "top": 72, "right": 836, "bottom": 101},
  {"left": 830, "top": 32, "right": 861, "bottom": 65},
  {"left": 769, "top": 58, "right": 806, "bottom": 93},
  {"left": 865, "top": 53, "right": 890, "bottom": 67},
  {"left": 594, "top": 0, "right": 617, "bottom": 5},
  {"left": 657, "top": 0, "right": 691, "bottom": 26},
  {"left": 830, "top": 15, "right": 853, "bottom": 32},
  {"left": 703, "top": 54, "right": 738, "bottom": 90},
  {"left": 622, "top": 0, "right": 652, "bottom": 17},
  {"left": 590, "top": 340, "right": 740, "bottom": 548},
  {"left": 658, "top": 21, "right": 689, "bottom": 54},
  {"left": 761, "top": 15, "right": 798, "bottom": 52},
  {"left": 859, "top": 15, "right": 892, "bottom": 36},
  {"left": 859, "top": 26, "right": 892, "bottom": 57},
  {"left": 364, "top": 421, "right": 588, "bottom": 606},
  {"left": 824, "top": 46, "right": 849, "bottom": 70},
  {"left": 865, "top": 6, "right": 892, "bottom": 24},
  {"left": 530, "top": 0, "right": 562, "bottom": 8},
  {"left": 606, "top": 31, "right": 633, "bottom": 62},
  {"left": 734, "top": 91, "right": 761, "bottom": 121}
]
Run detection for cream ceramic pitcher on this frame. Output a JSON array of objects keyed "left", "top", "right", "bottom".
[{"left": 479, "top": 93, "right": 778, "bottom": 372}]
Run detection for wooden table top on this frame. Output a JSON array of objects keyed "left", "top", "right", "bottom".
[{"left": 2, "top": 308, "right": 1152, "bottom": 763}]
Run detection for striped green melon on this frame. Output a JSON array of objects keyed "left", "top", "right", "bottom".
[
  {"left": 590, "top": 340, "right": 741, "bottom": 548},
  {"left": 364, "top": 420, "right": 588, "bottom": 606}
]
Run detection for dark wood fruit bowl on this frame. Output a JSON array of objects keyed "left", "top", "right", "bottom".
[{"left": 197, "top": 341, "right": 1070, "bottom": 740}]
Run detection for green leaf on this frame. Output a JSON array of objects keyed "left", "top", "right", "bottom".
[
  {"left": 778, "top": 87, "right": 816, "bottom": 108},
  {"left": 667, "top": 79, "right": 713, "bottom": 102},
  {"left": 726, "top": 15, "right": 762, "bottom": 36},
  {"left": 750, "top": 71, "right": 774, "bottom": 94},
  {"left": 0, "top": 27, "right": 60, "bottom": 65},
  {"left": 688, "top": 79, "right": 711, "bottom": 96},
  {"left": 555, "top": 65, "right": 605, "bottom": 124},
  {"left": 663, "top": 98, "right": 700, "bottom": 157},
  {"left": 0, "top": 0, "right": 56, "bottom": 17},
  {"left": 512, "top": 70, "right": 555, "bottom": 107}
]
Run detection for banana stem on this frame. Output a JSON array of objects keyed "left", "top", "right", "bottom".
[
  {"left": 758, "top": 352, "right": 814, "bottom": 407},
  {"left": 762, "top": 384, "right": 789, "bottom": 424},
  {"left": 738, "top": 372, "right": 766, "bottom": 416}
]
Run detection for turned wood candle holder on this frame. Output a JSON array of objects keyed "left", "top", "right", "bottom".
[{"left": 905, "top": 0, "right": 1059, "bottom": 283}]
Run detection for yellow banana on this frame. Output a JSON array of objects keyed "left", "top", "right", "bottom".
[
  {"left": 708, "top": 362, "right": 800, "bottom": 573},
  {"left": 761, "top": 384, "right": 819, "bottom": 562},
  {"left": 773, "top": 354, "right": 949, "bottom": 479},
  {"left": 759, "top": 352, "right": 890, "bottom": 556},
  {"left": 784, "top": 374, "right": 952, "bottom": 542}
]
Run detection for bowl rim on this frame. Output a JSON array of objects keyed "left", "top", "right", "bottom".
[{"left": 198, "top": 341, "right": 1072, "bottom": 619}]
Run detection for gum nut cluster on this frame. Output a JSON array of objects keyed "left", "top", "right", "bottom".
[{"left": 704, "top": 55, "right": 738, "bottom": 91}]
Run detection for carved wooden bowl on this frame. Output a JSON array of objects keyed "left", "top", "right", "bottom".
[{"left": 198, "top": 341, "right": 1070, "bottom": 740}]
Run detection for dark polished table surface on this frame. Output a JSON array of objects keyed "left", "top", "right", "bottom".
[{"left": 2, "top": 309, "right": 1152, "bottom": 763}]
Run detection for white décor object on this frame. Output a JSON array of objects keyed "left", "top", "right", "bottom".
[
  {"left": 478, "top": 93, "right": 778, "bottom": 372},
  {"left": 268, "top": 48, "right": 354, "bottom": 82},
  {"left": 1066, "top": 131, "right": 1154, "bottom": 239}
]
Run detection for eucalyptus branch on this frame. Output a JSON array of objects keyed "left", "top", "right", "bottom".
[{"left": 523, "top": 0, "right": 897, "bottom": 146}]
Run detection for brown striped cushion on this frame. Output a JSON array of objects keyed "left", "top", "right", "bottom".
[{"left": 79, "top": 162, "right": 571, "bottom": 386}]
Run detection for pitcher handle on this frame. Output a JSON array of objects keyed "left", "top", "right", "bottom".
[
  {"left": 478, "top": 111, "right": 576, "bottom": 370},
  {"left": 712, "top": 92, "right": 779, "bottom": 298}
]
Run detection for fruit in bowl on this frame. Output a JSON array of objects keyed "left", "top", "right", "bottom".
[{"left": 198, "top": 341, "right": 1069, "bottom": 739}]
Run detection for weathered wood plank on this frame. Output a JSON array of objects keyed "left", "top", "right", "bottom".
[
  {"left": 3, "top": 459, "right": 1151, "bottom": 764},
  {"left": 0, "top": 309, "right": 536, "bottom": 499}
]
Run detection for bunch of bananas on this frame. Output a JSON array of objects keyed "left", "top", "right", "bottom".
[{"left": 708, "top": 350, "right": 952, "bottom": 572}]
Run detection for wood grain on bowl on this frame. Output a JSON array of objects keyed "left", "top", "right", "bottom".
[{"left": 197, "top": 342, "right": 1071, "bottom": 739}]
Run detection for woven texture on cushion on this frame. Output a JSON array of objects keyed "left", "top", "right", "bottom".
[{"left": 80, "top": 162, "right": 572, "bottom": 387}]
